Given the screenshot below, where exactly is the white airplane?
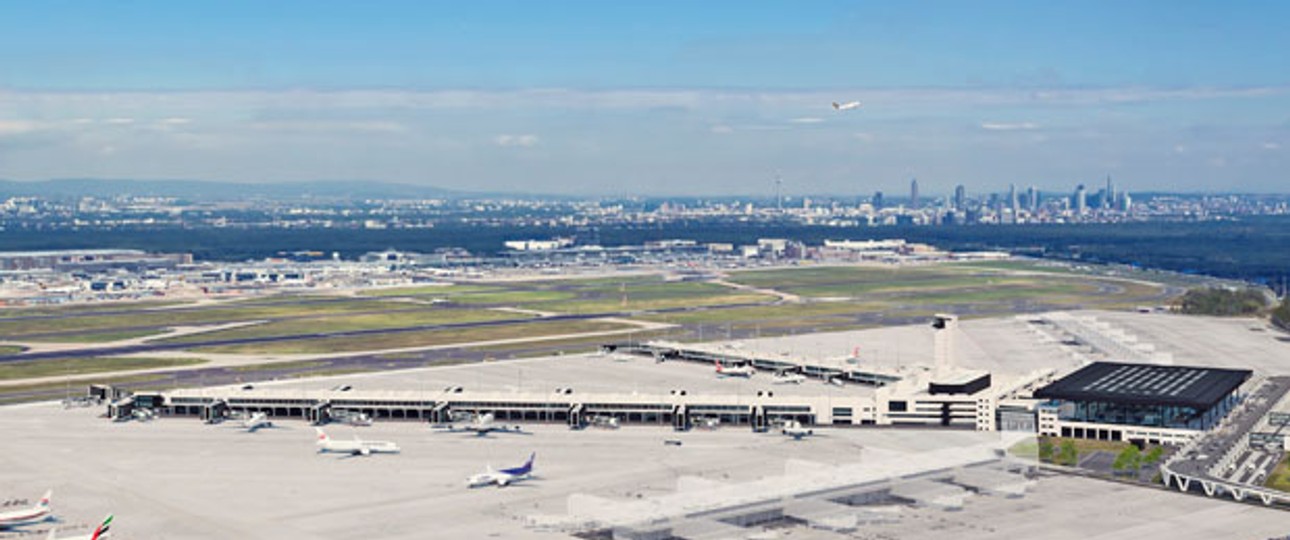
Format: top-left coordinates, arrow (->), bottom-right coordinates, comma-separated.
242,412 -> 273,432
314,428 -> 400,457
780,420 -> 815,440
0,490 -> 51,529
467,453 -> 536,488
714,361 -> 754,378
832,101 -> 861,111
46,514 -> 112,540
434,413 -> 527,437
771,371 -> 806,384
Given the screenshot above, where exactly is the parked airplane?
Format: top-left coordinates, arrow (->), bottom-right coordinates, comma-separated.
780,420 -> 815,440
242,412 -> 273,432
45,514 -> 112,540
314,428 -> 400,456
832,101 -> 861,111
467,453 -> 536,488
714,361 -> 754,378
771,371 -> 806,384
0,490 -> 51,528
434,413 -> 526,437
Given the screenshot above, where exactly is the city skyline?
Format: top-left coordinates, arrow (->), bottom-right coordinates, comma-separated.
0,2 -> 1287,195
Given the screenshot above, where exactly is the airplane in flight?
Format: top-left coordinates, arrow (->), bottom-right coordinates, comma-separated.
314,428 -> 400,456
45,514 -> 112,540
434,412 -> 527,437
242,412 -> 273,432
780,420 -> 815,440
832,101 -> 861,111
714,361 -> 755,378
771,370 -> 806,384
0,490 -> 51,529
467,453 -> 536,488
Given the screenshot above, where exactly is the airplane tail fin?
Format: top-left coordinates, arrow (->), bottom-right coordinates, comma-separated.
38,490 -> 51,509
314,427 -> 329,442
90,514 -> 113,540
714,361 -> 723,373
832,101 -> 841,109
523,452 -> 536,472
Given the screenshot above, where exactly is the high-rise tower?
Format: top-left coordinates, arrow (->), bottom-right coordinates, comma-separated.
910,178 -> 920,209
1008,183 -> 1019,217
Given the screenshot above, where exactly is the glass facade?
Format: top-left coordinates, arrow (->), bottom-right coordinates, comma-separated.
1054,390 -> 1239,431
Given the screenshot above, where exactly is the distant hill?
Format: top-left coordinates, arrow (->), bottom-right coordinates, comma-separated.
0,178 -> 470,201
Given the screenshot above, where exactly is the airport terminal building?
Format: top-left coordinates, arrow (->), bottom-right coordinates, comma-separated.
1034,362 -> 1251,445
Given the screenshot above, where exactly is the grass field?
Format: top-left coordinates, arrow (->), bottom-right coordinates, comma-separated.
0,300 -> 190,320
729,265 -> 1081,297
28,329 -> 174,344
0,345 -> 27,355
156,307 -> 527,344
366,277 -> 772,314
362,284 -> 498,297
730,265 -> 1168,308
190,319 -> 633,355
0,297 -> 428,341
0,356 -> 207,381
1266,453 -> 1290,492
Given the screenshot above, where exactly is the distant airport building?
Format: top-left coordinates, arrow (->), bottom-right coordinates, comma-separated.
1034,361 -> 1251,445
503,237 -> 575,251
0,249 -> 191,272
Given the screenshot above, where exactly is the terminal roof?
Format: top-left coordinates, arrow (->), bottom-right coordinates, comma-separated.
1034,362 -> 1251,409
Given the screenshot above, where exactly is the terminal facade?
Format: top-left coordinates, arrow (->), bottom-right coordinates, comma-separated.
97,315 -> 1257,446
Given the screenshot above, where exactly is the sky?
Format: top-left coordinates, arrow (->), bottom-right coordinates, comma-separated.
1,1 -> 1288,196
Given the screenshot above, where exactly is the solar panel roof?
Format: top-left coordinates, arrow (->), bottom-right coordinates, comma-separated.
1034,362 -> 1251,409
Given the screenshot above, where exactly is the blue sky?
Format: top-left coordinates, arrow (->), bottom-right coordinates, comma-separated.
1,1 -> 1287,195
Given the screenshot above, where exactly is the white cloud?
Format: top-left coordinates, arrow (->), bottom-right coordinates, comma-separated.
0,85 -> 1287,194
1174,145 -> 1187,154
0,120 -> 41,135
494,134 -> 539,147
249,120 -> 406,133
980,122 -> 1038,131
